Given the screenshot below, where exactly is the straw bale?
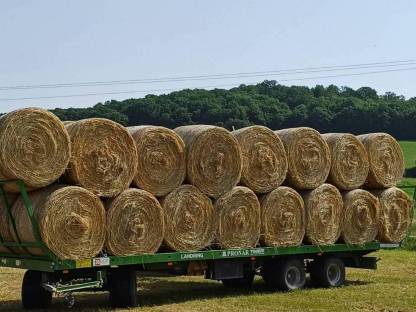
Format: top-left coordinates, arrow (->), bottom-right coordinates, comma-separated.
357,133 -> 404,188
341,189 -> 380,244
11,185 -> 105,259
371,187 -> 412,243
160,184 -> 214,251
214,186 -> 260,248
128,126 -> 186,196
106,188 -> 164,256
232,126 -> 287,194
0,108 -> 70,192
275,127 -> 330,189
174,125 -> 242,198
260,186 -> 305,247
65,118 -> 137,197
323,133 -> 369,190
301,183 -> 342,245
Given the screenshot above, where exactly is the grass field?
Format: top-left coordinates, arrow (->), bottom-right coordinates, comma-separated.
1,250 -> 416,312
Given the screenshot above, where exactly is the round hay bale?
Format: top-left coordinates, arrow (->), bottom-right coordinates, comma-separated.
341,189 -> 380,244
301,183 -> 342,245
232,126 -> 287,194
106,188 -> 164,256
357,133 -> 404,188
128,126 -> 186,197
11,185 -> 106,260
174,125 -> 242,198
323,133 -> 369,190
0,108 -> 70,193
214,186 -> 260,248
260,186 -> 305,247
65,118 -> 138,197
160,184 -> 214,251
275,127 -> 331,189
371,187 -> 412,243
0,193 -> 18,254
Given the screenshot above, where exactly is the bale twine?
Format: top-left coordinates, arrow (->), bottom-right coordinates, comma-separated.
65,118 -> 138,197
128,126 -> 186,197
341,190 -> 380,244
301,183 -> 342,245
160,184 -> 214,251
213,186 -> 260,248
232,126 -> 287,194
275,127 -> 331,190
174,125 -> 242,198
260,186 -> 305,247
323,133 -> 369,190
0,108 -> 70,193
11,185 -> 105,260
106,188 -> 164,256
0,193 -> 18,254
357,133 -> 404,188
371,187 -> 412,243
62,121 -> 75,126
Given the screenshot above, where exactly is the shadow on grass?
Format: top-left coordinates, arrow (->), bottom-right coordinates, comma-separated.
405,167 -> 416,178
0,277 -> 373,311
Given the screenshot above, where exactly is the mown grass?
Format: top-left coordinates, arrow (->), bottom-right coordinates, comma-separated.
0,250 -> 415,312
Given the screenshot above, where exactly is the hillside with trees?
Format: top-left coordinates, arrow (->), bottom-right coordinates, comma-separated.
51,81 -> 416,140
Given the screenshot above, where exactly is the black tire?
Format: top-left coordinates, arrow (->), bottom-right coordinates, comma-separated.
108,268 -> 138,308
221,271 -> 255,288
262,259 -> 306,291
310,257 -> 345,288
21,270 -> 52,310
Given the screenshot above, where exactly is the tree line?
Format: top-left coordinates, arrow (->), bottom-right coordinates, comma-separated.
50,81 -> 416,140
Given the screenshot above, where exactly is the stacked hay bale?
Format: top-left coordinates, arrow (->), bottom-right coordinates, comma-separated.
106,188 -> 164,256
357,133 -> 411,243
65,118 -> 138,197
0,105 -> 411,259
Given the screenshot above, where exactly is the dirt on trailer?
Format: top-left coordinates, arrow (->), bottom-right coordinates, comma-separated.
0,249 -> 415,312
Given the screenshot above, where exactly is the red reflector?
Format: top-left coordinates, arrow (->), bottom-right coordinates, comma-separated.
251,257 -> 256,261
62,270 -> 69,274
167,262 -> 173,267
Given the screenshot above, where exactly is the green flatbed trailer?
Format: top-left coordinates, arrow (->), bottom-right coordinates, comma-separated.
0,180 -> 413,310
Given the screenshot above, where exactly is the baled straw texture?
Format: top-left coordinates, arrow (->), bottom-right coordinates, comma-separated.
0,193 -> 18,254
214,186 -> 260,248
260,186 -> 305,247
323,133 -> 369,190
128,126 -> 186,196
357,133 -> 404,188
11,185 -> 105,260
275,127 -> 331,189
371,187 -> 412,243
174,125 -> 242,198
301,183 -> 342,245
341,189 -> 380,244
65,118 -> 138,197
160,184 -> 214,251
0,108 -> 70,193
106,188 -> 164,256
232,126 -> 287,194
62,121 -> 75,126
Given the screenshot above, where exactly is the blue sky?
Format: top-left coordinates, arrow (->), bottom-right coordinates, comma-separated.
0,0 -> 415,113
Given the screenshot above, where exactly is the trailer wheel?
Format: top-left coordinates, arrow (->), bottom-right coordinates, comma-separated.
221,271 -> 255,288
108,268 -> 138,308
262,259 -> 306,291
310,257 -> 345,288
21,270 -> 52,310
